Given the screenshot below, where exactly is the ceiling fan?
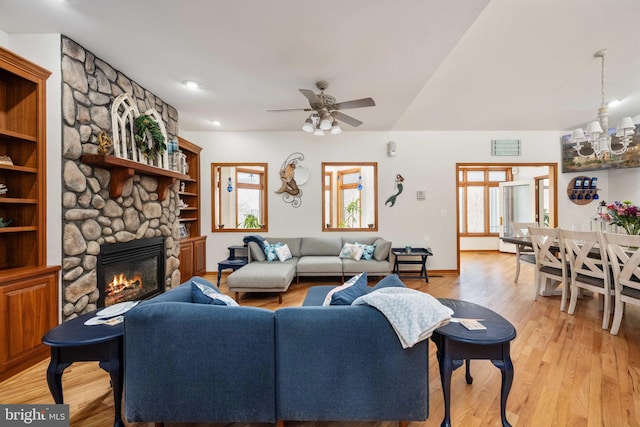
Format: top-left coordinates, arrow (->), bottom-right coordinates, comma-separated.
268,81 -> 375,133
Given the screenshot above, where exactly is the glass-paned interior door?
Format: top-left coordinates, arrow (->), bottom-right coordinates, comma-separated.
498,180 -> 536,253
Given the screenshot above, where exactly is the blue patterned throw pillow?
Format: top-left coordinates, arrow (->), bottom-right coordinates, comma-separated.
262,241 -> 284,262
355,242 -> 376,261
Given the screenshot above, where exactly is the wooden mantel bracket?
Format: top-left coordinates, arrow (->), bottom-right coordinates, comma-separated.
81,153 -> 189,201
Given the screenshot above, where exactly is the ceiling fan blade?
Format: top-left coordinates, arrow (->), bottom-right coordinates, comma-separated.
335,97 -> 375,110
334,111 -> 363,127
267,108 -> 313,112
299,89 -> 321,105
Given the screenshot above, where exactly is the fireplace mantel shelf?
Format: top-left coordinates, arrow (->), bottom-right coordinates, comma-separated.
82,154 -> 190,200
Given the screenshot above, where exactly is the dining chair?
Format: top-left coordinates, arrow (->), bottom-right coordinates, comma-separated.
511,222 -> 538,283
602,232 -> 640,335
561,229 -> 612,329
529,226 -> 569,311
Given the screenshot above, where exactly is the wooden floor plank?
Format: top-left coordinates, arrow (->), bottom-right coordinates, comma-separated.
1,251 -> 639,426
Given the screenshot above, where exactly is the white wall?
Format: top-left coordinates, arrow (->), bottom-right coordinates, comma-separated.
181,130 -> 618,272
5,34 -> 63,268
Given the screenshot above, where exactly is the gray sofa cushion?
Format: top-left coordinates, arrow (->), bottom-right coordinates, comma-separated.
267,238 -> 302,257
228,262 -> 296,291
300,237 -> 342,256
248,241 -> 266,262
342,259 -> 391,275
297,256 -> 343,274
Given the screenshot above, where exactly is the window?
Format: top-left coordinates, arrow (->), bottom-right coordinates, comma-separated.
322,162 -> 378,231
458,167 -> 511,236
212,163 -> 268,232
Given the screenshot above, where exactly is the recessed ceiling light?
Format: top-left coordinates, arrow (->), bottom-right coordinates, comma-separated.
608,99 -> 620,108
183,80 -> 200,89
211,120 -> 222,127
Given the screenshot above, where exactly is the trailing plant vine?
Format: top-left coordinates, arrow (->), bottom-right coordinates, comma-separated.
134,114 -> 166,160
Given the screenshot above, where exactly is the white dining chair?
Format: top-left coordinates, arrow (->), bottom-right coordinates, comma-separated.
561,229 -> 612,329
529,226 -> 569,311
602,232 -> 640,335
511,222 -> 538,283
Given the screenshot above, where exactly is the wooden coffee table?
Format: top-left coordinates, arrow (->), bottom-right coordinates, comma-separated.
431,299 -> 516,427
42,311 -> 124,427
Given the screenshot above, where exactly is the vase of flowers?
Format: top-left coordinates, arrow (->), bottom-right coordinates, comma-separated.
600,200 -> 640,235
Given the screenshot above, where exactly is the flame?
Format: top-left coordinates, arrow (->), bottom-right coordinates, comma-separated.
105,273 -> 144,305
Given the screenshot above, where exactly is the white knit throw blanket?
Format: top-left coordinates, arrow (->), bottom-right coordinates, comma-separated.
353,287 -> 454,348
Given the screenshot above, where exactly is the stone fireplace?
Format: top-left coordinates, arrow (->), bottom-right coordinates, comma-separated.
97,237 -> 166,307
60,36 -> 182,321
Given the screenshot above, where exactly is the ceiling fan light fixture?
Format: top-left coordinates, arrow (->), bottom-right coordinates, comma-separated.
320,114 -> 332,131
330,120 -> 342,135
314,127 -> 325,136
302,118 -> 314,132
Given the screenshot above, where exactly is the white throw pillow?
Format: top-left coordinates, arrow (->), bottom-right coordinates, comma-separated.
339,242 -> 364,261
275,243 -> 292,262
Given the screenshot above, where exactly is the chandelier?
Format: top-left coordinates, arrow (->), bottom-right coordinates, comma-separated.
571,49 -> 636,158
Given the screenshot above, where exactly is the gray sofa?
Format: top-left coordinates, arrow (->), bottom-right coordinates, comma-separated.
124,276 -> 429,426
227,236 -> 393,302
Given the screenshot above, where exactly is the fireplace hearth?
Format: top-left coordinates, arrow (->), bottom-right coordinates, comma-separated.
97,237 -> 166,307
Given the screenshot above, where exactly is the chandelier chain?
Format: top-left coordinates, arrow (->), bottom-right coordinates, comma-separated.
600,54 -> 606,107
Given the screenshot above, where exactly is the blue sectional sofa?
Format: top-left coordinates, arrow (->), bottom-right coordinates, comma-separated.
124,277 -> 429,426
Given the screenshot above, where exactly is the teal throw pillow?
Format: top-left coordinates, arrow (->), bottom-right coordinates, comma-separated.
262,241 -> 284,262
323,272 -> 368,306
355,242 -> 376,261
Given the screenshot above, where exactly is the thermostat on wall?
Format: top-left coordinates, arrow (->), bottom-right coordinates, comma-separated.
417,190 -> 426,200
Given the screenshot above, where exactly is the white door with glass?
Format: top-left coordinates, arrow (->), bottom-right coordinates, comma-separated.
498,180 -> 536,253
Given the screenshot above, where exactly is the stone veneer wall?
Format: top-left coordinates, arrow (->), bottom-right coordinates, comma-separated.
60,36 -> 181,321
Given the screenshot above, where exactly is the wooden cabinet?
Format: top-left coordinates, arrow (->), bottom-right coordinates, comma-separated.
0,45 -> 60,381
177,137 -> 206,279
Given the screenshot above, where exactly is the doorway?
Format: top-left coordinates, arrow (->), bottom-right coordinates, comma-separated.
455,163 -> 558,271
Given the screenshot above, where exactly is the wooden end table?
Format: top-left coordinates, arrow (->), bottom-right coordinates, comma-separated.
42,311 -> 124,427
431,299 -> 516,427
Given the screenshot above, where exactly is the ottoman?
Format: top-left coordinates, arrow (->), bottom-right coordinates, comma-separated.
227,262 -> 296,304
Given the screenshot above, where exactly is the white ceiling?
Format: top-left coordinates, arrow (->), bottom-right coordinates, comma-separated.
2,0 -> 640,133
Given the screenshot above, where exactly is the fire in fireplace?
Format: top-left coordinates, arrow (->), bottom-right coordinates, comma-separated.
97,237 -> 166,307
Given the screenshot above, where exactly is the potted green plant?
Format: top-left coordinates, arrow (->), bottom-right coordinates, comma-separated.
339,198 -> 361,228
239,213 -> 260,229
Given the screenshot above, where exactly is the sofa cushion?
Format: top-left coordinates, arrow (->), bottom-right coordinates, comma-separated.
323,272 -> 368,306
227,262 -> 296,292
296,256 -> 343,274
339,242 -> 364,261
275,244 -> 292,262
342,259 -> 391,275
191,282 -> 239,306
300,237 -> 342,256
268,238 -> 302,257
248,241 -> 266,262
373,238 -> 392,261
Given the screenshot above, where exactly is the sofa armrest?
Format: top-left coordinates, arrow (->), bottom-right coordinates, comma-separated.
124,302 -> 275,423
274,305 -> 428,422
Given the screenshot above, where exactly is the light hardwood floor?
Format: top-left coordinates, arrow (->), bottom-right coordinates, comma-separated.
1,251 -> 639,427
